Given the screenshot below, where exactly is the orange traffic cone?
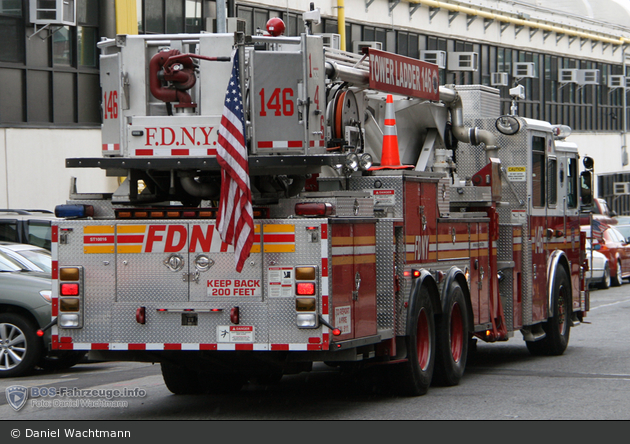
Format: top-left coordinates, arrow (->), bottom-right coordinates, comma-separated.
370,95 -> 412,170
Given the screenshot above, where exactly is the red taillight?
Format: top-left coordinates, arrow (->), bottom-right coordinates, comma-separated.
412,269 -> 421,278
296,282 -> 316,295
60,283 -> 79,296
136,307 -> 146,325
230,306 -> 240,324
295,203 -> 333,217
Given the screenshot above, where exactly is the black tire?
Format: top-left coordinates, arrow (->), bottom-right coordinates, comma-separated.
597,263 -> 611,290
433,281 -> 469,386
161,362 -> 201,395
0,313 -> 44,378
161,362 -> 246,395
390,285 -> 436,396
612,258 -> 623,287
38,351 -> 87,371
526,267 -> 571,356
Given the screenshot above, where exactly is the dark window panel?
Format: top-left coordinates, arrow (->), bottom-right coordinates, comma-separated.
0,16 -> 24,63
166,0 -> 184,34
253,9 -> 268,34
26,70 -> 51,123
237,6 -> 253,35
53,72 -> 75,123
77,73 -> 101,124
145,0 -> 164,33
77,0 -> 98,25
0,68 -> 24,123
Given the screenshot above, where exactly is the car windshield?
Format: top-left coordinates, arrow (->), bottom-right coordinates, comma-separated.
615,225 -> 630,242
15,248 -> 52,273
0,251 -> 26,272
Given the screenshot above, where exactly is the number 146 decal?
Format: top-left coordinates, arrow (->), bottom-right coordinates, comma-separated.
103,91 -> 118,120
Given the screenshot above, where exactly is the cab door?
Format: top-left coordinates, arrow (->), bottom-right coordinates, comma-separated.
529,133 -> 549,322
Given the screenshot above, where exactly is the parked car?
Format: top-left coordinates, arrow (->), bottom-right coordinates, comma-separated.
0,243 -> 52,273
580,198 -> 617,226
0,244 -> 84,377
585,238 -> 610,289
0,209 -> 58,251
614,223 -> 630,244
582,225 -> 630,286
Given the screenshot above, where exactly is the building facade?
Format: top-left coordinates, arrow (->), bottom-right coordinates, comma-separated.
1,0 -> 630,210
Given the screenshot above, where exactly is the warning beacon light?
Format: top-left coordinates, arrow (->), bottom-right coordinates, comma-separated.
266,17 -> 285,37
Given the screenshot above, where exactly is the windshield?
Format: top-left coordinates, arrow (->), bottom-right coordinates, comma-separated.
0,252 -> 26,272
15,248 -> 52,273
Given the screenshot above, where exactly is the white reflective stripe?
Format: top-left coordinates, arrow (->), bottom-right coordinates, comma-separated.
72,343 -> 91,350
332,246 -> 353,255
110,343 -> 129,350
146,343 -> 164,350
354,245 -> 376,255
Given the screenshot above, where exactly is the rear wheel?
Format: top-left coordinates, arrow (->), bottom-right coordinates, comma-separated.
612,259 -> 623,286
0,313 -> 43,378
161,362 -> 200,395
390,285 -> 436,396
433,281 -> 469,386
597,263 -> 611,290
526,267 -> 571,356
39,351 -> 86,371
161,362 -> 246,395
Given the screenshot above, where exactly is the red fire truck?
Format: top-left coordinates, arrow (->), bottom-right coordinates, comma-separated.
45,15 -> 593,396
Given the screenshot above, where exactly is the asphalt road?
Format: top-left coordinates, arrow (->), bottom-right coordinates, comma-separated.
1,284 -> 629,421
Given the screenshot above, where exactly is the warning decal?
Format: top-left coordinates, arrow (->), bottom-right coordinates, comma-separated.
507,166 -> 527,182
334,305 -> 351,335
207,278 -> 262,297
268,267 -> 294,298
370,189 -> 396,207
217,326 -> 254,343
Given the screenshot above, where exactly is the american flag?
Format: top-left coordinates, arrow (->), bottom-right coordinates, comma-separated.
592,218 -> 606,242
216,49 -> 254,273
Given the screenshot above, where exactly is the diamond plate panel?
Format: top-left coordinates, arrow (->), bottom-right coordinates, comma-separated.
498,224 -> 514,331
56,220 -> 116,344
375,219 -> 395,331
264,219 -> 325,345
111,301 -> 269,344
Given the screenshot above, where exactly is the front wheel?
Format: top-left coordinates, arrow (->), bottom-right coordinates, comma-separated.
0,313 -> 44,378
526,267 -> 571,356
390,285 -> 436,396
433,281 -> 469,386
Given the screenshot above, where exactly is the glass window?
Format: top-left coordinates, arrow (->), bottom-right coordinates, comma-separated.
567,157 -> 578,209
145,0 -> 163,33
27,221 -> 52,250
548,158 -> 557,206
77,0 -> 98,25
185,0 -> 201,33
0,221 -> 19,243
53,26 -> 73,66
77,26 -> 96,67
0,15 -> 24,63
166,0 -> 183,34
532,136 -> 546,208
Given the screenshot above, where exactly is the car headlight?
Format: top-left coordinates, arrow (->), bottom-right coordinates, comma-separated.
39,290 -> 52,303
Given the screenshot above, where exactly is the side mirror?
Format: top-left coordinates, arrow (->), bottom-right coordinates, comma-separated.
580,171 -> 593,207
583,156 -> 594,170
